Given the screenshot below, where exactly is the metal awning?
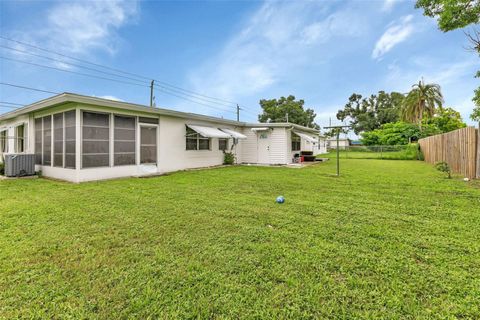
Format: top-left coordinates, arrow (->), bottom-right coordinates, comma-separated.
251,127 -> 269,132
220,128 -> 247,139
293,131 -> 317,143
187,125 -> 231,138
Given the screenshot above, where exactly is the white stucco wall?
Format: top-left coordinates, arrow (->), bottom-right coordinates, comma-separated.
0,114 -> 33,160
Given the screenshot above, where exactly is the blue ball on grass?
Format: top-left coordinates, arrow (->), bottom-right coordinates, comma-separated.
276,196 -> 285,204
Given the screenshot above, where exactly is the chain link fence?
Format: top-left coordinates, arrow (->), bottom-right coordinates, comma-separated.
326,144 -> 422,160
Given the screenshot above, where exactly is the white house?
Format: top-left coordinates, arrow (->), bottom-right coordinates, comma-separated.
327,138 -> 350,149
0,93 -> 326,182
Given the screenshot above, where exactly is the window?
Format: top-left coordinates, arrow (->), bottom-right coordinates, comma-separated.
15,124 -> 25,153
34,111 -> 76,168
186,127 -> 210,150
292,133 -> 301,151
82,111 -> 110,168
0,130 -> 6,153
64,110 -> 76,168
53,114 -> 63,167
35,118 -> 42,164
139,117 -> 158,124
219,138 -> 228,151
43,116 -> 52,165
114,115 -> 136,166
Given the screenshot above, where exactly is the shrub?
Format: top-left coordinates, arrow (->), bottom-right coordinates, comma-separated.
0,161 -> 4,175
223,152 -> 235,165
435,161 -> 451,178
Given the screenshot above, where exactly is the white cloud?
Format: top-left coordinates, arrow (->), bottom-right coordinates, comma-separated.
98,95 -> 123,101
12,0 -> 139,56
187,1 -> 366,110
382,0 -> 399,12
372,15 -> 414,60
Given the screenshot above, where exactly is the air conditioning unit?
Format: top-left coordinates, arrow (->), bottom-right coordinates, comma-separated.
4,154 -> 36,177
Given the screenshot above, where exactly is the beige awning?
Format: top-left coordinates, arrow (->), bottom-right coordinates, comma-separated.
187,125 -> 231,138
293,131 -> 317,143
251,127 -> 269,132
220,128 -> 247,139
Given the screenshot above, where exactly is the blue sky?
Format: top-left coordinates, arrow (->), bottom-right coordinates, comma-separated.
1,0 -> 479,131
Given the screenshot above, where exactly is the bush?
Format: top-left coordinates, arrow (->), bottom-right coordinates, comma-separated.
0,161 -> 4,175
361,122 -> 441,146
223,152 -> 235,165
435,161 -> 451,178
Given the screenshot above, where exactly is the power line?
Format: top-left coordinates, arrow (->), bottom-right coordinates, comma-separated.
0,101 -> 24,106
1,55 -> 239,113
0,104 -> 20,109
0,35 -> 239,105
1,44 -> 242,109
0,82 -> 60,95
0,56 -> 149,88
0,82 -> 236,117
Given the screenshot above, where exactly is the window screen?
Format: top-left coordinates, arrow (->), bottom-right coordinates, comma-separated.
114,115 -> 136,166
0,130 -> 6,153
43,116 -> 52,165
292,133 -> 301,151
53,113 -> 63,167
16,124 -> 25,153
186,127 -> 210,150
64,110 -> 76,169
139,117 -> 158,124
219,138 -> 228,151
82,112 -> 110,168
35,118 -> 42,164
140,126 -> 157,164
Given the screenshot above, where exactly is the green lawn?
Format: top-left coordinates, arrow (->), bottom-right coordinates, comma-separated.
1,159 -> 479,319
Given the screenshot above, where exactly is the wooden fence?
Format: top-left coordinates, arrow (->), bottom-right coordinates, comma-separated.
418,126 -> 479,179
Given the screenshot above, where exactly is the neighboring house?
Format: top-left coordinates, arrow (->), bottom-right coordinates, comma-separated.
0,93 -> 325,182
327,138 -> 350,149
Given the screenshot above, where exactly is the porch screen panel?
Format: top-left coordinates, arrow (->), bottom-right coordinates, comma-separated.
0,130 -> 6,153
114,115 -> 136,165
53,113 -> 63,167
64,110 -> 76,169
35,118 -> 42,164
140,127 -> 157,164
42,115 -> 52,165
82,112 -> 110,168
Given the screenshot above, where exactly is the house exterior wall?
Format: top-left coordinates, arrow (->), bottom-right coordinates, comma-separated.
3,103 -> 245,182
157,115 -> 242,174
240,127 -> 289,165
0,113 -> 33,160
269,127 -> 288,164
239,128 -> 258,163
1,97 -> 321,181
328,139 -> 350,149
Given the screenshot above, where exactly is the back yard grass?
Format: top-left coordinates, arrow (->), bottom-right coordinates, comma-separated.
1,159 -> 480,319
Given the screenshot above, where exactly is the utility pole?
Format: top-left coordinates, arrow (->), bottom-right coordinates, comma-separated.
237,104 -> 240,122
150,80 -> 155,107
286,112 -> 289,123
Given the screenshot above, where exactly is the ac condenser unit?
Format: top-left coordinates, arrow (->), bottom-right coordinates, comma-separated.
4,154 -> 36,177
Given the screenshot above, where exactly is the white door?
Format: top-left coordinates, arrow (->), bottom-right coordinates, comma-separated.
257,131 -> 270,164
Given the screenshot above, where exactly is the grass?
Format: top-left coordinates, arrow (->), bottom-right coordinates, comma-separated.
1,159 -> 480,318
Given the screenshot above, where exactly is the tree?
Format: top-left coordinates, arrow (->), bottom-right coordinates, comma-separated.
361,122 -> 441,146
415,0 -> 480,32
424,107 -> 466,132
258,95 -> 319,129
401,80 -> 443,128
336,91 -> 404,135
416,0 -> 480,119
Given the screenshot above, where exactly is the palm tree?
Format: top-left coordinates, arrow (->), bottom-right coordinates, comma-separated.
401,80 -> 443,129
